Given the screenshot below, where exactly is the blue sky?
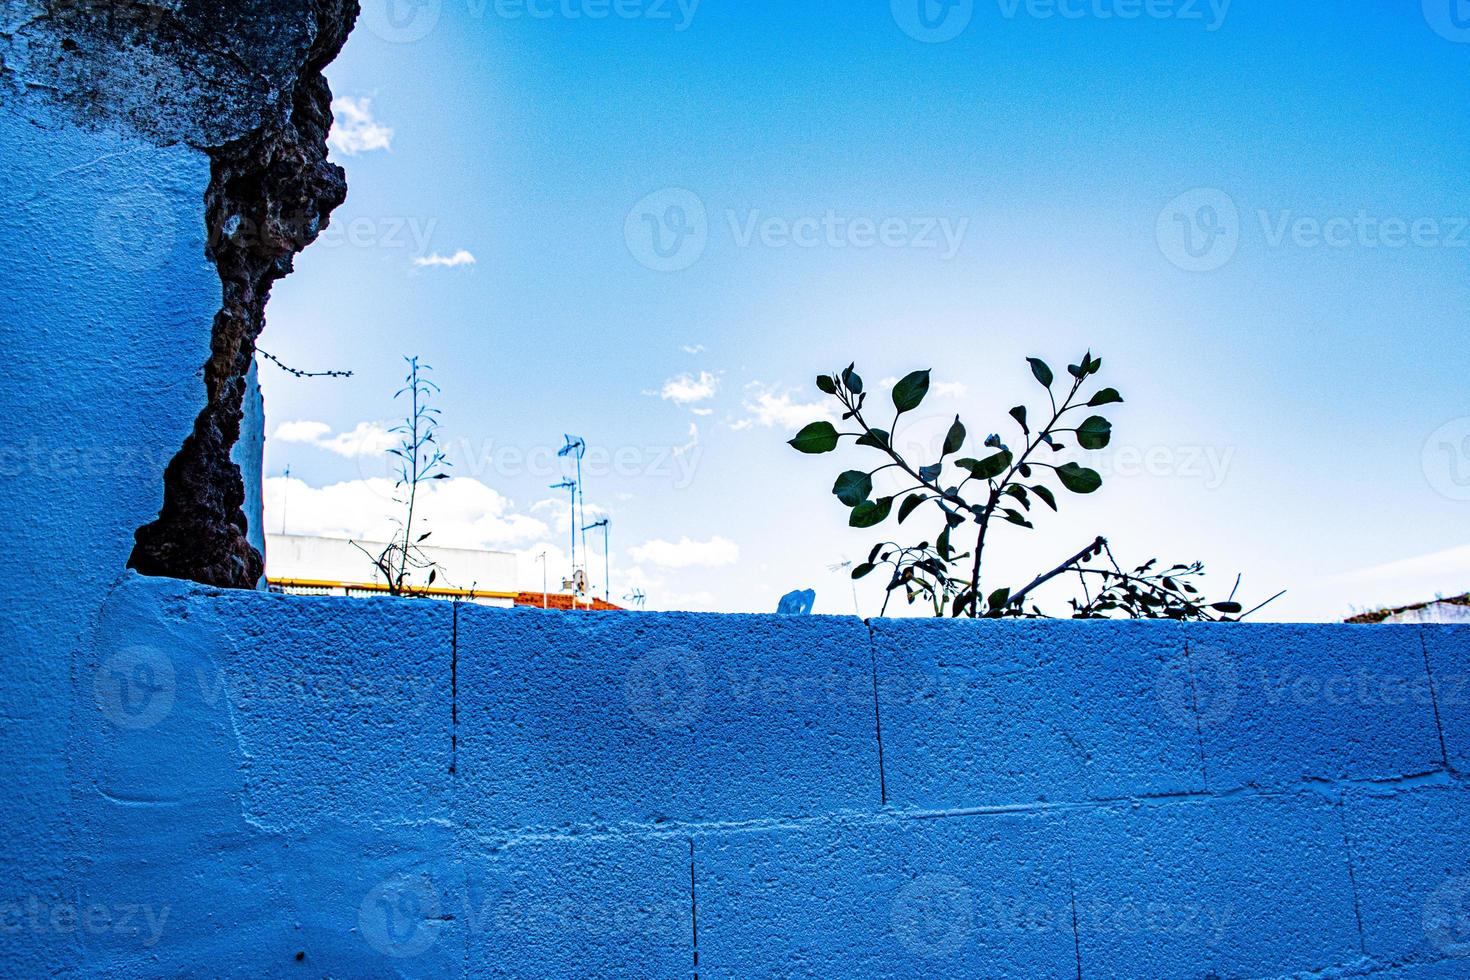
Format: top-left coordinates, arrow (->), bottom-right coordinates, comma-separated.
260,0 -> 1470,618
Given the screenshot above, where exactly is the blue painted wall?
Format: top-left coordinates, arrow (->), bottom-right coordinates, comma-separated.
22,574 -> 1467,977
2,24 -> 1467,977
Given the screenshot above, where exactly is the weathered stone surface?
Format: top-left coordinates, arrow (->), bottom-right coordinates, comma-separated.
2,1 -> 359,588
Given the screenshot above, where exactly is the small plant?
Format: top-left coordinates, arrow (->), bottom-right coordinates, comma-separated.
789,353 -> 1281,620
354,356 -> 450,596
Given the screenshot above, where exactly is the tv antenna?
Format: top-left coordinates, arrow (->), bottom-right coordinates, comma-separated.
549,478 -> 577,575
583,517 -> 609,603
623,589 -> 647,610
558,435 -> 588,579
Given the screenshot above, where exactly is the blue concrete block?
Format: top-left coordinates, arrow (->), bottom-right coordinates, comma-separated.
206,588 -> 454,831
1422,625 -> 1470,774
871,619 -> 1202,809
1067,792 -> 1360,978
694,813 -> 1076,978
1185,624 -> 1443,790
457,833 -> 691,977
455,608 -> 879,833
1343,784 -> 1470,965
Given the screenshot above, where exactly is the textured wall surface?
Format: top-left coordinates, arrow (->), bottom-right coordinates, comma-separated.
11,574 -> 1465,978
2,5 -> 1468,978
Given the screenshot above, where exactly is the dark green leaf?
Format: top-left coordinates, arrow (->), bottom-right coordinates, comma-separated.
1211,601 -> 1244,615
855,428 -> 890,449
936,526 -> 952,560
832,470 -> 873,507
1031,485 -> 1058,511
957,451 -> 1012,481
1027,358 -> 1054,388
1000,509 -> 1033,528
892,370 -> 931,414
988,588 -> 1012,611
898,494 -> 926,524
841,363 -> 863,394
1076,415 -> 1112,450
816,375 -> 837,395
849,496 -> 893,529
852,563 -> 876,580
918,463 -> 943,483
1088,388 -> 1124,407
789,421 -> 840,454
1009,405 -> 1028,433
942,416 -> 966,456
1056,462 -> 1103,494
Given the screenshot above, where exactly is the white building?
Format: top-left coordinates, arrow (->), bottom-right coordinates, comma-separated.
265,533 -> 519,607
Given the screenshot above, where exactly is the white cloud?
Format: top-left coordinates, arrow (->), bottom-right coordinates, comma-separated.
530,496 -> 609,535
691,407 -> 714,417
413,249 -> 476,268
272,420 -> 398,459
681,344 -> 705,355
274,420 -> 332,443
879,376 -> 968,399
735,383 -> 837,431
659,371 -> 719,405
265,476 -> 549,550
328,97 -> 393,156
629,535 -> 740,569
1338,544 -> 1470,586
674,422 -> 699,457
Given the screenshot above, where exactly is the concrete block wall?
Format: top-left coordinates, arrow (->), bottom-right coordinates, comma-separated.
39,575 -> 1470,977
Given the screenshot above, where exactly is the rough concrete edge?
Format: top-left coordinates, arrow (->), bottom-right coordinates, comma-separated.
127,1 -> 359,589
